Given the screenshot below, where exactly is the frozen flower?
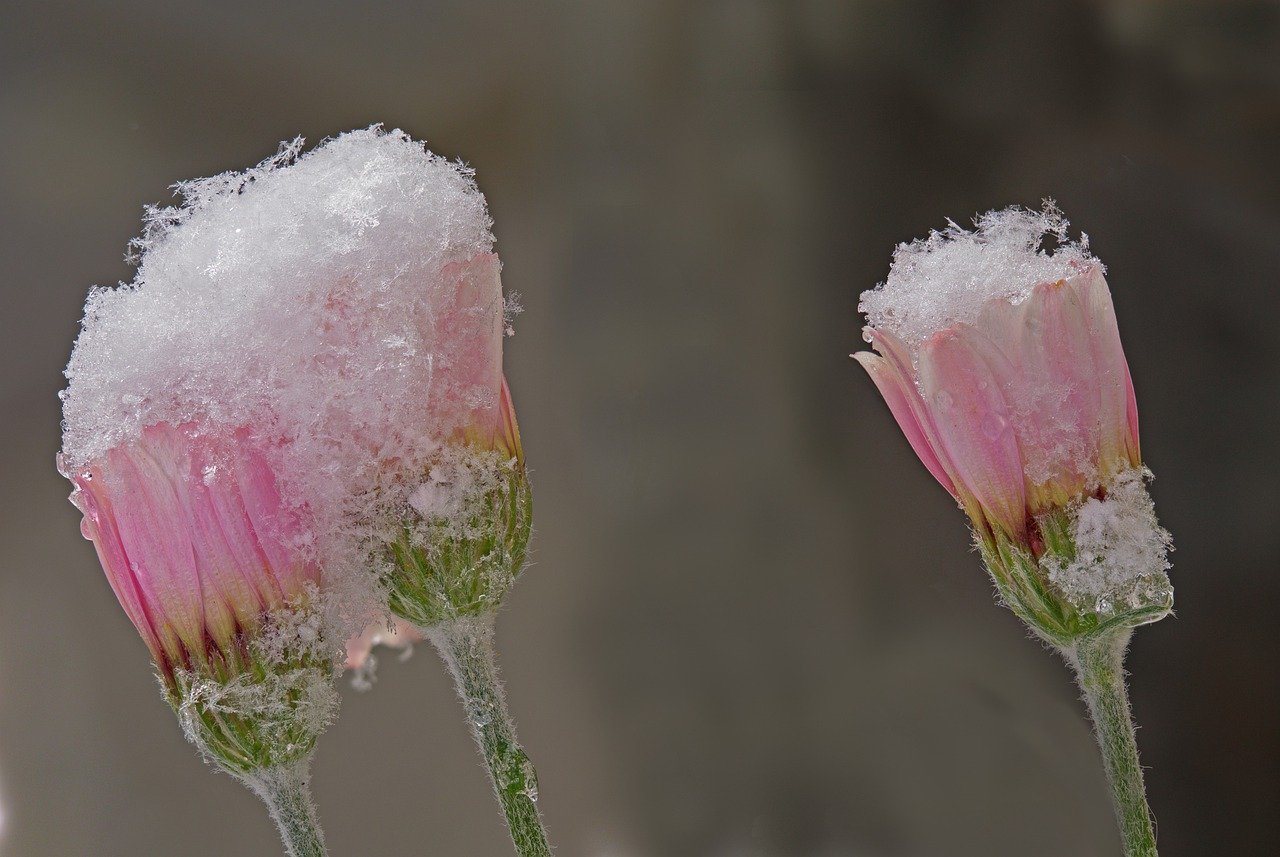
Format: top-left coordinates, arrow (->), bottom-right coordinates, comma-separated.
66,423 -> 316,681
58,126 -> 504,632
59,127 -> 547,853
381,255 -> 532,630
61,421 -> 338,780
855,205 -> 1171,642
856,264 -> 1138,541
432,253 -> 524,462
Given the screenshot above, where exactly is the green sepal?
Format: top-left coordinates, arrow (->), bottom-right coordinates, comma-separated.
978,510 -> 1172,649
384,462 -> 532,627
165,609 -> 338,778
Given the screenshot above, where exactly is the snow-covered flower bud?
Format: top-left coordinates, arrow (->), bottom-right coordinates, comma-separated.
61,422 -> 338,778
855,205 -> 1172,645
381,252 -> 533,630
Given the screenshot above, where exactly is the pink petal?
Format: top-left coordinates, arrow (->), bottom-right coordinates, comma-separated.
1012,277 -> 1100,507
1075,267 -> 1141,471
918,325 -> 1027,539
103,431 -> 208,661
430,253 -> 506,441
867,329 -> 963,491
182,430 -> 279,637
344,617 -> 424,670
71,473 -> 167,666
853,347 -> 956,497
228,428 -> 320,596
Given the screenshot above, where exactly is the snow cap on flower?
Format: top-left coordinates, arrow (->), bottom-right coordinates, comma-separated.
59,126 -> 515,628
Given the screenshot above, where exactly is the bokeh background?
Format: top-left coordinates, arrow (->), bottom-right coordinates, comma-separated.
2,1 -> 1278,855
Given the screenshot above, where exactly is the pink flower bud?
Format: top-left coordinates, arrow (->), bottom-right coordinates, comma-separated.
432,253 -> 524,463
856,265 -> 1141,546
63,422 -> 320,685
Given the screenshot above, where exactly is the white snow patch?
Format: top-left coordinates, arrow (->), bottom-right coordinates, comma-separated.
1043,468 -> 1173,614
859,201 -> 1097,349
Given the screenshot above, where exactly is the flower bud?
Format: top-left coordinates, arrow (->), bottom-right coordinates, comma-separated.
383,375 -> 532,629
62,422 -> 338,776
855,208 -> 1172,644
363,250 -> 532,631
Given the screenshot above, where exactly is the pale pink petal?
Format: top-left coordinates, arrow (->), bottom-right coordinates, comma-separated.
1075,267 -> 1141,472
230,429 -> 319,593
919,326 -> 1027,539
344,617 -> 424,670
865,329 -> 963,492
103,431 -> 208,661
70,473 -> 167,666
1123,363 -> 1140,465
1013,278 -> 1100,508
853,350 -> 956,496
430,253 -> 506,441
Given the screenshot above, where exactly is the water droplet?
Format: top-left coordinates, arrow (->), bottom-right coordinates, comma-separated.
519,754 -> 540,802
981,412 -> 1008,440
934,391 -> 954,411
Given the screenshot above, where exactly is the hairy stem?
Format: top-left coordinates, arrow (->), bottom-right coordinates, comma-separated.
246,760 -> 328,857
1068,629 -> 1158,857
430,615 -> 552,857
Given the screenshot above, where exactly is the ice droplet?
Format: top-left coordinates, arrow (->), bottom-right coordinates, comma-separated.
981,412 -> 1008,440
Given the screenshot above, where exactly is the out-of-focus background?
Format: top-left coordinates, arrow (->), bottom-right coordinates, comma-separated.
1,1 -> 1277,855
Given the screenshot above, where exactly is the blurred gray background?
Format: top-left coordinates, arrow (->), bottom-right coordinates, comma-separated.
2,1 -> 1278,855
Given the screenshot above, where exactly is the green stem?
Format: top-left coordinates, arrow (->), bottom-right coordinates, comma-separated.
246,760 -> 329,857
1068,630 -> 1158,857
430,615 -> 553,857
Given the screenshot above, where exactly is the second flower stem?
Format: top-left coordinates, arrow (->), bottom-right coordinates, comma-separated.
429,615 -> 552,857
1068,629 -> 1158,857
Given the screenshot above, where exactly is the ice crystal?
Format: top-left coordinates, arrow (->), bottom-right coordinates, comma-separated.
859,201 -> 1097,349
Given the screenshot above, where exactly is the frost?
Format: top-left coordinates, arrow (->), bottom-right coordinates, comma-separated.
407,445 -> 506,525
59,126 -> 508,632
175,590 -> 340,765
254,585 -> 339,669
859,201 -> 1096,349
502,291 -> 523,337
1043,468 -> 1173,614
177,666 -> 338,760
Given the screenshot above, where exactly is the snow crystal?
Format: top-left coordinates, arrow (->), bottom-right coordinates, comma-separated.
59,126 -> 507,633
859,201 -> 1097,349
177,590 -> 340,763
407,445 -> 507,526
1042,468 -> 1173,615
